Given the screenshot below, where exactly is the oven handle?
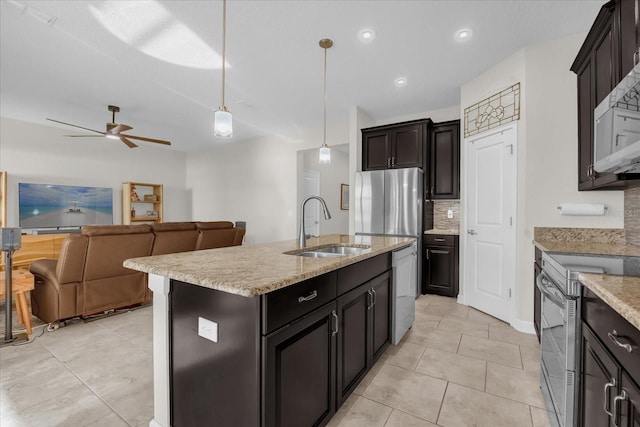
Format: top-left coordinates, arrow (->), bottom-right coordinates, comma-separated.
536,271 -> 566,308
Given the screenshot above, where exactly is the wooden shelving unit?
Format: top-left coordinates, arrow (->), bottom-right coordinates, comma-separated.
122,182 -> 163,224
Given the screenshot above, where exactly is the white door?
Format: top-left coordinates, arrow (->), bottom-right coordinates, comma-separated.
464,124 -> 517,323
303,170 -> 320,236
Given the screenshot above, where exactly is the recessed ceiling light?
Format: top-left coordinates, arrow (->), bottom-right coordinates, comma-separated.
394,77 -> 407,87
359,29 -> 375,42
455,28 -> 473,42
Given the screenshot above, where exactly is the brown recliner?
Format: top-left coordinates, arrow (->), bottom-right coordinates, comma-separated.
151,222 -> 199,255
30,234 -> 88,323
196,221 -> 245,249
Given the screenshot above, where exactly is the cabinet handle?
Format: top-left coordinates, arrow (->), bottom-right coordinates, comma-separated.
608,330 -> 633,353
431,186 -> 435,197
367,290 -> 373,310
430,249 -> 450,254
371,288 -> 377,307
604,378 -> 616,417
392,156 -> 396,166
387,158 -> 391,168
613,390 -> 627,427
426,249 -> 430,260
634,49 -> 639,66
331,310 -> 338,336
434,238 -> 446,242
298,290 -> 318,303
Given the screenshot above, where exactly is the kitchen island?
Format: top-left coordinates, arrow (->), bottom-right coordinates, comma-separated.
124,234 -> 414,427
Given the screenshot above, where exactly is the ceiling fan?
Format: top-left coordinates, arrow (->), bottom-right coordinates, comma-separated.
46,105 -> 171,148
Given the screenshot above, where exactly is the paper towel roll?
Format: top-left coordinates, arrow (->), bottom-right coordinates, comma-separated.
558,203 -> 605,216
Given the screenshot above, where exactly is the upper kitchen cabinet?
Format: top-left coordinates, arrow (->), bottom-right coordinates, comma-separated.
362,119 -> 431,171
571,0 -> 640,190
428,120 -> 460,200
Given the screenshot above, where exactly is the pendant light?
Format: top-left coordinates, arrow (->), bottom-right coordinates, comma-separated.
214,0 -> 232,138
318,38 -> 333,164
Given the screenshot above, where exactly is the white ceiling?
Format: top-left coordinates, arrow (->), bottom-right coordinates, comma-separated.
0,0 -> 604,152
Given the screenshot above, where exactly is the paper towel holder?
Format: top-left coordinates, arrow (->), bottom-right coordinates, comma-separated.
556,204 -> 608,214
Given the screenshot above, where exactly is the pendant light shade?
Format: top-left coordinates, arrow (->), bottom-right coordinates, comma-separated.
319,38 -> 333,164
214,0 -> 232,138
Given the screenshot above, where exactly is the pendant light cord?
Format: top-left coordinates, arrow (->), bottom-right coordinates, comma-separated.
221,0 -> 227,110
323,44 -> 327,147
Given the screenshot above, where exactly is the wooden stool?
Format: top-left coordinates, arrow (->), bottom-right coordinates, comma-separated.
0,269 -> 34,335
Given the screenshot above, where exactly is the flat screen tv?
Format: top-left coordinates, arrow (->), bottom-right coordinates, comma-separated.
19,183 -> 113,229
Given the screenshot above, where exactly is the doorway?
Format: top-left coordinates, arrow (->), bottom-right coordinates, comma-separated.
462,123 -> 517,323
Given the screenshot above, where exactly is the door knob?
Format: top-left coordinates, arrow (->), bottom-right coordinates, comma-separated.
467,229 -> 477,235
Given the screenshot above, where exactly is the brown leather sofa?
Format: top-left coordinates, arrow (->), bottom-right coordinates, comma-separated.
29,221 -> 245,324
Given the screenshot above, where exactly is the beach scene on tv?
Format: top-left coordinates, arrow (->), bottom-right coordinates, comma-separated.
19,183 -> 113,229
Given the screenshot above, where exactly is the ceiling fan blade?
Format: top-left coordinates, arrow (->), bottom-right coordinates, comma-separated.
46,118 -> 104,134
109,124 -> 133,134
66,134 -> 106,137
121,133 -> 172,146
119,135 -> 138,148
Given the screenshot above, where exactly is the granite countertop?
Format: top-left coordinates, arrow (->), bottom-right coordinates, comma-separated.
124,234 -> 414,298
425,228 -> 459,236
579,273 -> 640,330
534,240 -> 640,257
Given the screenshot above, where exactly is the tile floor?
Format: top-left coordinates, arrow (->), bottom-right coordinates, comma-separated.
0,294 -> 551,427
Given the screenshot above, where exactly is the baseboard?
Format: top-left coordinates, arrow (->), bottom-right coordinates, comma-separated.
511,318 -> 536,334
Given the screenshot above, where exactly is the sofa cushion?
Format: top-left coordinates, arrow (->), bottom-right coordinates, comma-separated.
151,222 -> 198,255
195,222 -> 242,250
82,224 -> 152,236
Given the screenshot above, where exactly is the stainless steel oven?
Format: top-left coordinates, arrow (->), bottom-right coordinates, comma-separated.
536,252 -> 632,427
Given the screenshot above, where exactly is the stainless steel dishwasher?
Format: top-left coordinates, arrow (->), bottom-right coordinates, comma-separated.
391,242 -> 417,345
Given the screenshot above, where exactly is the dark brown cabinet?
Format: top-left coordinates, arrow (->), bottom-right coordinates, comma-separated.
571,0 -> 640,190
580,287 -> 640,427
428,120 -> 460,200
362,119 -> 430,171
533,247 -> 542,341
264,302 -> 337,427
422,234 -> 459,297
336,271 -> 391,405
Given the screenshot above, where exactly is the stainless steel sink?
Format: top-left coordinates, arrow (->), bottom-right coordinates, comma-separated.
286,244 -> 370,258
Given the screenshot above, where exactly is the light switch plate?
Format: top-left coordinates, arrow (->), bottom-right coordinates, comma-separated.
198,317 -> 218,343
447,209 -> 454,219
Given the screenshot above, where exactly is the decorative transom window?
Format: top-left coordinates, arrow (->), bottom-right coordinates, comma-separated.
464,83 -> 520,138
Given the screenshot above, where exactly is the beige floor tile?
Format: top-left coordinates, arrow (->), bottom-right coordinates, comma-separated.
486,362 -> 546,408
328,396 -> 392,427
86,412 -> 130,427
328,392 -> 359,426
424,295 -> 459,306
457,334 -> 522,368
383,342 -> 425,370
38,322 -> 126,363
385,410 -> 439,426
0,341 -> 55,383
414,308 -> 443,324
530,406 -> 554,427
414,296 -> 431,309
425,303 -> 469,319
489,323 -> 540,349
415,347 -> 487,391
437,315 -> 489,338
520,344 -> 541,373
438,383 -> 533,427
467,307 -> 508,325
353,356 -> 386,395
405,325 -> 461,353
362,364 -> 447,423
100,377 -> 154,426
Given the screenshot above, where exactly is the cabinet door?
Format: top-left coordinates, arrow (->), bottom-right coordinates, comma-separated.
594,18 -> 617,106
577,59 -> 595,189
370,271 -> 391,361
263,302 -> 337,427
424,246 -> 455,297
429,121 -> 460,199
336,283 -> 370,405
392,124 -> 423,169
580,323 -> 619,427
618,0 -> 639,79
363,131 -> 391,171
620,371 -> 640,427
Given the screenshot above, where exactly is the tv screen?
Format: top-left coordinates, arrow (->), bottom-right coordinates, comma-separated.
19,183 -> 113,229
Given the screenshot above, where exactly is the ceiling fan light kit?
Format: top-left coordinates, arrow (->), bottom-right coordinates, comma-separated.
214,0 -> 232,138
318,38 -> 333,165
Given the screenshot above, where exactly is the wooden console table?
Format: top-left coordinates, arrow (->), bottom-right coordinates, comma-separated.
0,269 -> 34,335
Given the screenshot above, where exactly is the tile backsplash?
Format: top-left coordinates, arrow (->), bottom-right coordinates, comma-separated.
433,200 -> 460,231
625,186 -> 640,246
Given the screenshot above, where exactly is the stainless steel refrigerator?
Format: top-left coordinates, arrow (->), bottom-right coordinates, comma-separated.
355,167 -> 422,344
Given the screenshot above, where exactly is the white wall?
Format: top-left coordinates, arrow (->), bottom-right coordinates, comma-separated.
0,117 -> 189,227
186,121 -> 350,244
460,33 -> 624,330
301,147 -> 349,235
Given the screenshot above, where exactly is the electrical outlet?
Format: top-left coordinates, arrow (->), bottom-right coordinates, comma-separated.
447,209 -> 454,219
198,317 -> 218,343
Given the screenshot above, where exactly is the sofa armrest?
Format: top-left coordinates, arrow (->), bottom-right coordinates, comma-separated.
29,259 -> 59,286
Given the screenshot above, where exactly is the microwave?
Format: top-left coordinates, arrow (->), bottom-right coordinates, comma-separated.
594,63 -> 640,174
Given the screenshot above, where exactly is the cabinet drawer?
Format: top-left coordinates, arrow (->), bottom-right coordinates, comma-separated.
424,235 -> 455,246
262,272 -> 337,335
582,287 -> 640,382
337,253 -> 391,296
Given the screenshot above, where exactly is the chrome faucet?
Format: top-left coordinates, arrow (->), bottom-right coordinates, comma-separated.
298,196 -> 332,247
